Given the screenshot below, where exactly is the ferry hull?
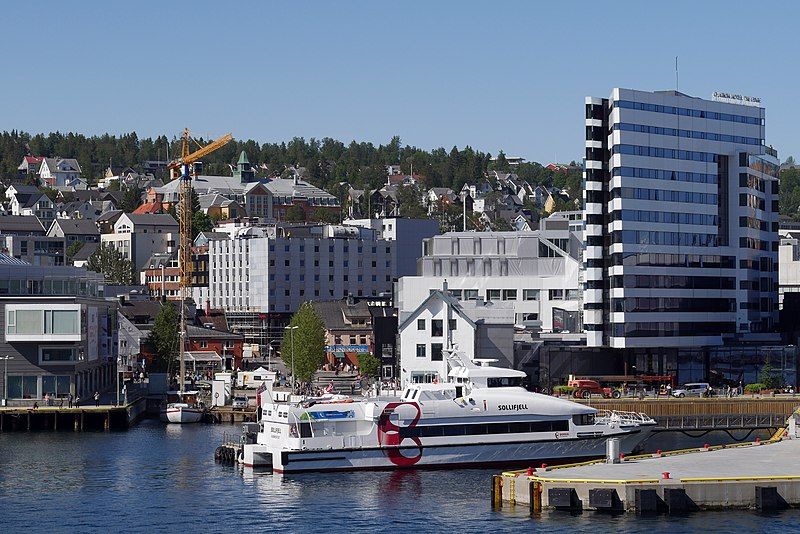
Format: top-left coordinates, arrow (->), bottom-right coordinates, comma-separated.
244,429 -> 649,472
160,406 -> 203,424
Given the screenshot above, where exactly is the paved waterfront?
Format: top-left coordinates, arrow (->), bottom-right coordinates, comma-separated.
1,422 -> 799,533
541,439 -> 798,481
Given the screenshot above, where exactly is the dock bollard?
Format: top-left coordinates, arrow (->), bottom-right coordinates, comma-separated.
654,449 -> 662,458
703,443 -> 710,451
606,437 -> 621,464
540,463 -> 548,470
755,437 -> 761,445
662,472 -> 670,480
526,467 -> 533,476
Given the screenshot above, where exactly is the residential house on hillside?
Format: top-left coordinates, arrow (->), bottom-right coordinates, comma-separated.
46,218 -> 100,244
17,156 -> 44,178
0,216 -> 64,266
198,194 -> 244,220
38,158 -> 84,188
100,213 -> 178,273
96,210 -> 124,234
266,177 -> 340,221
7,188 -> 56,225
425,187 -> 457,215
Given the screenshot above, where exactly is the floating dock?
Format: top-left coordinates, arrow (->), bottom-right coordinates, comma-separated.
494,426 -> 799,513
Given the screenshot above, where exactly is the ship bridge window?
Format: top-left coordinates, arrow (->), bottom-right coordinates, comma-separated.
419,389 -> 456,401
573,413 -> 595,426
401,419 -> 569,438
487,377 -> 523,388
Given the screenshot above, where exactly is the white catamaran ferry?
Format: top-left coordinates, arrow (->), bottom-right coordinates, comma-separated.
243,351 -> 655,472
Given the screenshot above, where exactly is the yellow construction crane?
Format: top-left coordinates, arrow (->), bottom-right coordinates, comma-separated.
168,128 -> 233,392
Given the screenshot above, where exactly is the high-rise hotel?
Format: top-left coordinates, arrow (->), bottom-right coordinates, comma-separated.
583,89 -> 780,351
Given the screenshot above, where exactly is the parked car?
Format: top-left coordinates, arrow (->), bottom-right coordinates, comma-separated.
672,382 -> 711,398
232,396 -> 249,409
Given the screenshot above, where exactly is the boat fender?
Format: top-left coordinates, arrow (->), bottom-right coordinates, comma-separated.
237,448 -> 244,463
214,446 -> 222,462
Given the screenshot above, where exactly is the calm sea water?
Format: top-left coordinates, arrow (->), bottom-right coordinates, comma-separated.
0,421 -> 796,533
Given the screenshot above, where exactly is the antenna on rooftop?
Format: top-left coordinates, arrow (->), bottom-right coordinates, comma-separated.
675,56 -> 679,92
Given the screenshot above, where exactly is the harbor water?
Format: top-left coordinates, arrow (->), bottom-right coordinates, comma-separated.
0,421 -> 797,533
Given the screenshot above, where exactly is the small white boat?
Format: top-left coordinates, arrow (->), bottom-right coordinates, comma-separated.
160,391 -> 204,424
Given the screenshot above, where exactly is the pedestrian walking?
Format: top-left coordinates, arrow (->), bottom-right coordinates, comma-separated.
93,391 -> 100,407
68,393 -> 74,408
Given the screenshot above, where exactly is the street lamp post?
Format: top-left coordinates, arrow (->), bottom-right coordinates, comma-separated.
116,356 -> 121,406
285,325 -> 299,394
1,356 -> 13,406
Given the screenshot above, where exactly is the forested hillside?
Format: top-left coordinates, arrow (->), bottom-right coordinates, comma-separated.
0,130 -> 581,196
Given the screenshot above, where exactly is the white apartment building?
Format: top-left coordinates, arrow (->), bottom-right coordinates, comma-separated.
583,88 -> 779,349
397,217 -> 583,335
206,224 -> 395,314
345,217 -> 440,278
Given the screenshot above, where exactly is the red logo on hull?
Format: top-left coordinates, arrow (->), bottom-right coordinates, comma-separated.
377,402 -> 423,467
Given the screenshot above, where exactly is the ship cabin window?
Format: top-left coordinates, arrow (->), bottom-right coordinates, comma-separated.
455,385 -> 463,398
573,413 -> 595,426
487,377 -> 523,388
419,389 -> 456,401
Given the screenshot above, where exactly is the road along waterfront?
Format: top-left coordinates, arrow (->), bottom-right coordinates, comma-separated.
2,421 -> 800,533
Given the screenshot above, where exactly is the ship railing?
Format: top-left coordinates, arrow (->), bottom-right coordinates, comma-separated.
595,409 -> 655,426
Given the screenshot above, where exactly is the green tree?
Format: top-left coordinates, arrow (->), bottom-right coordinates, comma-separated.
758,362 -> 785,390
119,186 -> 143,212
280,302 -> 326,383
148,303 -> 179,372
310,208 -> 340,224
357,353 -> 380,378
284,204 -> 306,222
66,240 -> 84,259
86,243 -> 133,284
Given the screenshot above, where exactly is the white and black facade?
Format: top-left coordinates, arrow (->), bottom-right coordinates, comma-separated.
583,89 -> 779,350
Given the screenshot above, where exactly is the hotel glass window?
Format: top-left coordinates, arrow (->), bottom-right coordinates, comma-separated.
416,344 -> 426,358
502,289 -> 517,301
417,319 -> 425,330
42,375 -> 70,397
486,289 -> 501,301
7,375 -> 38,399
523,289 -> 540,301
464,289 -> 479,301
566,289 -> 581,300
431,319 -> 443,337
431,343 -> 443,361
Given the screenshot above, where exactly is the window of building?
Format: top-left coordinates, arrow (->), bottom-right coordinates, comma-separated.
523,289 -> 539,301
502,289 -> 517,300
416,344 -> 426,358
431,343 -> 443,361
200,341 -> 208,348
448,319 -> 457,331
563,289 -> 579,301
40,347 -> 76,363
7,375 -> 39,399
431,319 -> 443,337
486,289 -> 501,301
549,289 -> 564,300
417,319 -> 425,330
464,289 -> 479,301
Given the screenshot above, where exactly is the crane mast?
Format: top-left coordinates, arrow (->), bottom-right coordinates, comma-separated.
169,128 -> 232,392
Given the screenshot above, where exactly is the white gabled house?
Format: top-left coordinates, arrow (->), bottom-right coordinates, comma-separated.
39,158 -> 82,188
398,287 -> 514,385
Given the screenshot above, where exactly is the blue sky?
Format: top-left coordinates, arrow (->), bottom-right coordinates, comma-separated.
0,1 -> 796,163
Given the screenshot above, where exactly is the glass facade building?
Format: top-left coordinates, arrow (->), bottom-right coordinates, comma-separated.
583,89 -> 779,349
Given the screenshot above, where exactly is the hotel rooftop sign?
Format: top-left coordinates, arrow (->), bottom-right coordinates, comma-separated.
712,91 -> 762,107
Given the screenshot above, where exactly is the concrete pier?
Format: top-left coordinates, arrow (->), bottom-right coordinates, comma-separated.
0,396 -> 147,432
496,433 -> 800,513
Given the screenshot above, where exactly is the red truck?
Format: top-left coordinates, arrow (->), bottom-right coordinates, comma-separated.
567,379 -> 621,399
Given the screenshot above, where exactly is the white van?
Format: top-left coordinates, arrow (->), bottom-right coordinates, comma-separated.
672,382 -> 711,398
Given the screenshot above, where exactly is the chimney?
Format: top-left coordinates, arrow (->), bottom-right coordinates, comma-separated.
205,299 -> 211,316
117,294 -> 125,305
442,279 -> 448,293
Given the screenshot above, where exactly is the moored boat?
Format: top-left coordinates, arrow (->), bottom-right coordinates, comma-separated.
243,350 -> 655,472
160,391 -> 204,424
